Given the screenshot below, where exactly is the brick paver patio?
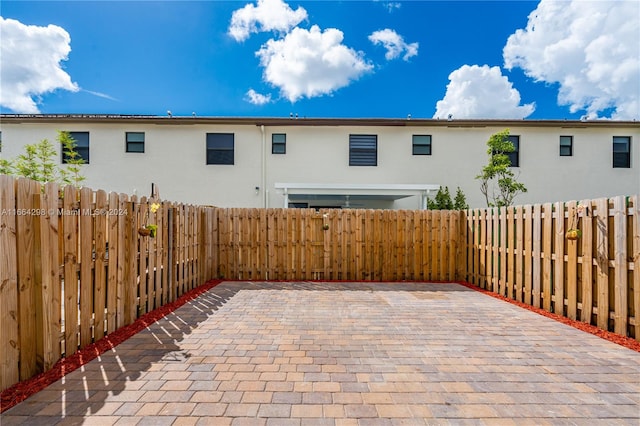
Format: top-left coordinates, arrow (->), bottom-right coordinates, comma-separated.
2,281 -> 640,425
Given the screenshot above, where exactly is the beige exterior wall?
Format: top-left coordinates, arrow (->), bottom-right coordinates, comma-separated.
1,116 -> 638,208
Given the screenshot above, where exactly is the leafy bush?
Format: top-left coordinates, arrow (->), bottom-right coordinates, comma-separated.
427,186 -> 468,210
0,131 -> 85,187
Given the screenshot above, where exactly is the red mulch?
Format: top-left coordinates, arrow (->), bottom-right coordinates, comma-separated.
1,278 -> 638,414
0,279 -> 222,414
455,281 -> 640,353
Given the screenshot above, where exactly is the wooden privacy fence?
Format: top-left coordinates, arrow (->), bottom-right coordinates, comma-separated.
215,208 -> 462,282
463,195 -> 639,341
1,174 -> 639,393
0,176 -> 216,392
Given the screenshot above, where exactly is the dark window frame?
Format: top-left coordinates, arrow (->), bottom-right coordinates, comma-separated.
412,134 -> 432,156
272,133 -> 286,154
126,132 -> 145,153
506,135 -> 519,167
63,131 -> 90,164
613,136 -> 631,168
206,133 -> 235,165
560,135 -> 573,157
349,134 -> 377,166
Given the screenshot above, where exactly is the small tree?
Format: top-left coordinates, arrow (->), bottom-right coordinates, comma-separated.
0,158 -> 13,175
476,129 -> 527,207
0,131 -> 85,187
428,186 -> 453,210
14,139 -> 59,183
453,187 -> 469,210
0,143 -> 14,175
427,186 -> 468,210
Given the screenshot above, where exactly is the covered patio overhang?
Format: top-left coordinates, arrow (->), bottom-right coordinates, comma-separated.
273,183 -> 441,210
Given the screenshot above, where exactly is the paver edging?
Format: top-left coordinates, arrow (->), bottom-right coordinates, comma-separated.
454,281 -> 640,353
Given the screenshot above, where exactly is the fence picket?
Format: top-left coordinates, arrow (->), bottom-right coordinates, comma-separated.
106,192 -> 119,333
125,196 -> 137,325
613,196 -> 627,335
581,199 -> 594,323
515,205 -> 524,303
138,198 -> 149,314
492,208 -> 500,293
554,201 -> 565,315
478,210 -> 486,289
16,179 -> 39,378
595,198 -> 609,330
94,190 -> 108,340
542,203 -> 553,312
63,185 -> 79,356
146,200 -> 157,312
506,207 -> 515,299
79,188 -> 94,347
566,200 -> 578,320
523,205 -> 533,305
38,183 -> 61,369
632,195 -> 640,339
0,176 -> 19,390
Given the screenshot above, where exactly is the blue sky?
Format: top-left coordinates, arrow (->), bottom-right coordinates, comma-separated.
1,0 -> 638,120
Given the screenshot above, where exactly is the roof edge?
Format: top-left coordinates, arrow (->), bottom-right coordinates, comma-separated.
1,114 -> 638,128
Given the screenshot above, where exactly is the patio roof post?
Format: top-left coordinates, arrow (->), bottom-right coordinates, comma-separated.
284,187 -> 289,208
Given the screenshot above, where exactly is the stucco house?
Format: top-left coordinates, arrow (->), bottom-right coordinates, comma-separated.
0,114 -> 637,209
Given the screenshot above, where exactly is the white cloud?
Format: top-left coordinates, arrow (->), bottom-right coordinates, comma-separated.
374,1 -> 401,13
368,29 -> 418,61
228,0 -> 307,42
433,65 -> 535,119
245,89 -> 272,105
503,0 -> 639,120
84,89 -> 117,101
0,17 -> 79,113
256,25 -> 373,102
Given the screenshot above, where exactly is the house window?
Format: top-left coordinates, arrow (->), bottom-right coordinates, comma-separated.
349,134 -> 377,166
272,133 -> 286,154
63,132 -> 90,164
412,135 -> 432,155
506,135 -> 519,167
206,133 -> 234,165
560,135 -> 573,156
613,136 -> 631,168
126,132 -> 145,153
